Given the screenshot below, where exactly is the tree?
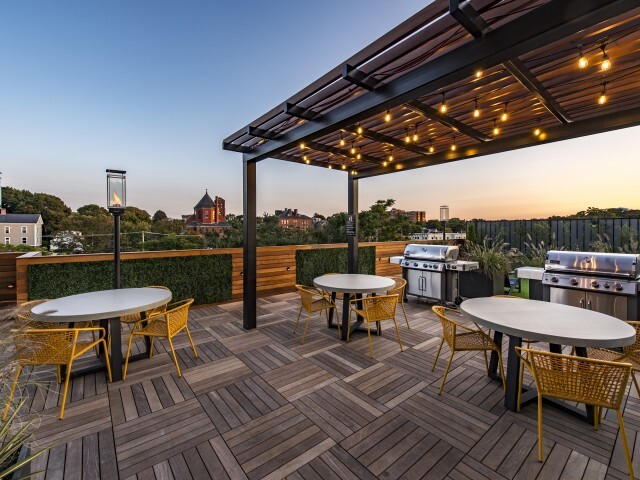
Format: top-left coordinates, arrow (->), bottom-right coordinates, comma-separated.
77,204 -> 109,217
312,213 -> 326,220
149,219 -> 184,235
466,223 -> 478,244
446,217 -> 466,233
152,210 -> 168,222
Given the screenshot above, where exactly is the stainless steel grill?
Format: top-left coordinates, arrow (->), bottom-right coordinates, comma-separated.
542,250 -> 640,320
391,244 -> 478,303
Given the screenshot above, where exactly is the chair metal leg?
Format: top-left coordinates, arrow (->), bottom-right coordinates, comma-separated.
123,333 -> 135,380
149,337 -> 155,358
537,395 -> 544,462
301,312 -> 312,344
497,349 -> 506,391
56,365 -> 62,384
616,408 -> 635,480
517,360 -> 524,412
632,372 -> 640,398
594,406 -> 599,430
438,350 -> 455,395
432,337 -> 445,372
294,307 -> 303,333
101,339 -> 113,383
59,360 -> 73,419
392,318 -> 403,352
347,308 -> 353,342
367,321 -> 373,358
401,302 -> 410,329
167,337 -> 182,377
185,326 -> 199,358
2,365 -> 23,421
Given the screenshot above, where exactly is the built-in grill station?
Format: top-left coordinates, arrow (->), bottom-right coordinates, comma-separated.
543,250 -> 640,320
391,244 -> 479,304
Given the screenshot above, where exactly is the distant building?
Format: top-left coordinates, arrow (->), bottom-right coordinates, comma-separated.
275,208 -> 312,229
184,190 -> 230,234
390,208 -> 426,223
0,210 -> 43,246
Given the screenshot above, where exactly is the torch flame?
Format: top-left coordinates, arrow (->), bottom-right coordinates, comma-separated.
112,191 -> 121,206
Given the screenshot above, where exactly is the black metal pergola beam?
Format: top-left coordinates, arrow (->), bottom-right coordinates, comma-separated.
236,0 -> 629,162
247,126 -> 280,140
450,0 -> 572,124
283,102 -> 321,121
405,100 -> 491,142
343,126 -> 433,156
357,106 -> 640,178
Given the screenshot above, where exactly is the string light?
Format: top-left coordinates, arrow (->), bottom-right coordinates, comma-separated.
473,98 -> 480,118
475,70 -> 482,78
303,155 -> 310,164
428,140 -> 435,153
383,161 -> 388,167
341,164 -> 346,170
577,45 -> 588,69
600,44 -> 611,71
533,118 -> 541,137
492,120 -> 500,136
350,142 -> 356,155
339,132 -> 345,147
351,170 -> 357,175
356,148 -> 362,160
500,103 -> 508,122
328,164 -> 333,169
450,136 -> 457,151
404,129 -> 411,143
413,126 -> 419,142
357,124 -> 363,135
439,93 -> 447,113
388,148 -> 394,162
384,110 -> 391,122
299,142 -> 305,150
598,83 -> 607,105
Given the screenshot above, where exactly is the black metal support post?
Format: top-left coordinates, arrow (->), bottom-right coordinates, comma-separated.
347,176 -> 358,274
243,159 -> 257,330
443,220 -> 446,243
113,211 -> 121,289
111,210 -> 123,381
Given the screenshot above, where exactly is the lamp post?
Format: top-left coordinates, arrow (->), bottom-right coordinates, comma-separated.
107,170 -> 126,289
440,205 -> 449,243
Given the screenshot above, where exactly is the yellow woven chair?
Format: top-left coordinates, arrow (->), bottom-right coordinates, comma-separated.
294,285 -> 339,344
2,327 -> 111,420
515,347 -> 634,479
120,286 -> 171,325
582,321 -> 640,399
123,299 -> 196,379
386,277 -> 410,329
431,305 -> 505,395
347,294 -> 401,358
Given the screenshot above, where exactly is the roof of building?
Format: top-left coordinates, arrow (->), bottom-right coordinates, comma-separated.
0,214 -> 42,224
194,190 -> 216,209
276,210 -> 311,220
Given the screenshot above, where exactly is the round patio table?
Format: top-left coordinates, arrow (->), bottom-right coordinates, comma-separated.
313,274 -> 395,341
31,288 -> 172,381
460,297 -> 636,421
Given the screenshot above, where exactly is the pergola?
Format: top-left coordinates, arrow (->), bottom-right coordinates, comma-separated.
223,0 -> 640,329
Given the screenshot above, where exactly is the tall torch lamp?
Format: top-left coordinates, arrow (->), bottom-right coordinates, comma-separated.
440,205 -> 449,243
107,170 -> 126,289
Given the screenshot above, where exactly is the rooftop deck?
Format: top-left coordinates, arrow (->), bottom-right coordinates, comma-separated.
15,293 -> 640,479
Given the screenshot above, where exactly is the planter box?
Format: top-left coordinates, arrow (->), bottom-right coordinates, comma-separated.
459,271 -> 504,298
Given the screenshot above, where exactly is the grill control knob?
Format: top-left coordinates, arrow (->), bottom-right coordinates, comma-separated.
423,264 -> 428,268
614,282 -> 623,292
414,263 -> 418,267
551,276 -> 559,283
604,283 -> 610,289
450,265 -> 457,270
591,280 -> 599,288
570,278 -> 579,286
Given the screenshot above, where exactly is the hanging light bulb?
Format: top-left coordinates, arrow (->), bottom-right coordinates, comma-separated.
473,98 -> 480,118
428,139 -> 435,153
598,83 -> 607,105
500,103 -> 508,122
383,161 -> 388,167
388,148 -> 394,162
404,129 -> 411,143
350,142 -> 356,155
351,170 -> 357,175
475,70 -> 482,79
339,132 -> 345,147
303,155 -> 310,164
492,120 -> 500,136
413,126 -> 419,142
328,164 -> 333,169
299,142 -> 305,150
357,124 -> 363,135
450,136 -> 457,151
384,110 -> 391,122
439,93 -> 447,113
356,147 -> 362,160
600,44 -> 611,71
341,164 -> 346,170
533,119 -> 541,137
577,45 -> 588,69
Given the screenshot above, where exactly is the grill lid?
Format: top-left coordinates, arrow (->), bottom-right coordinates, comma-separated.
545,250 -> 640,279
403,244 -> 459,262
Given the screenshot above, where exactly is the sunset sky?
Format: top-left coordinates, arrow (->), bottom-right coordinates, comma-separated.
1,1 -> 638,221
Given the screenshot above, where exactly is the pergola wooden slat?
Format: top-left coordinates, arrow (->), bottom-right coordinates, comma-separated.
222,0 -> 640,328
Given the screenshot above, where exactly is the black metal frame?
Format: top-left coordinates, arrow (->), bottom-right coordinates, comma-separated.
243,159 -> 257,329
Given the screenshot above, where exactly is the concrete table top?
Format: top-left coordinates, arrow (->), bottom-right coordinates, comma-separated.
460,297 -> 636,348
313,274 -> 395,294
31,288 -> 172,323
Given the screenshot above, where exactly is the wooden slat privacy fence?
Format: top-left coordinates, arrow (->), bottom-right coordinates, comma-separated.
14,241 -> 440,304
0,252 -> 22,303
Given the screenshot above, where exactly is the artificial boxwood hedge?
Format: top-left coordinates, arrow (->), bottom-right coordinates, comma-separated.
296,246 -> 376,286
27,254 -> 232,305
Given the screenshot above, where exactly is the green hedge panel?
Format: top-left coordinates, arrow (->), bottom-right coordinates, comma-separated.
295,246 -> 376,286
27,254 -> 232,305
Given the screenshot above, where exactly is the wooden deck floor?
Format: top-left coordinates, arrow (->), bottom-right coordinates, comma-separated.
10,293 -> 640,479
